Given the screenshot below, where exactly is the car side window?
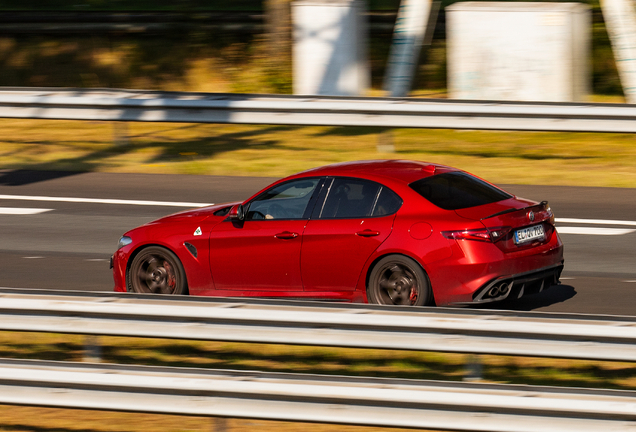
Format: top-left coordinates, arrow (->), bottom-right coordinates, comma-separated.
246,178 -> 320,220
373,186 -> 402,216
316,178 -> 402,219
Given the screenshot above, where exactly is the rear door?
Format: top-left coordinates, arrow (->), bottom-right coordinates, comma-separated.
301,177 -> 402,292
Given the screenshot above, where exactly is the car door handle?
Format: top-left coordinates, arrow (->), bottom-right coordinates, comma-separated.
356,229 -> 380,237
275,231 -> 299,240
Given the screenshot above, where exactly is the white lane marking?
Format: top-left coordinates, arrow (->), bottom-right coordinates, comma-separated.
0,207 -> 52,215
556,218 -> 636,235
557,227 -> 636,236
556,218 -> 636,227
624,280 -> 636,283
23,256 -> 44,259
560,277 -> 575,280
0,194 -> 212,208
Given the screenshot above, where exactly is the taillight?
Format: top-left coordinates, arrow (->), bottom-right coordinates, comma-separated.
442,227 -> 511,242
442,228 -> 490,242
547,206 -> 555,225
489,226 -> 512,241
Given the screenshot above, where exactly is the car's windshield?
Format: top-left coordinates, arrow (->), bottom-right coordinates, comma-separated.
409,172 -> 512,210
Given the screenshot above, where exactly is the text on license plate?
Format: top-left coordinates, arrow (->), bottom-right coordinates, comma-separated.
514,224 -> 545,244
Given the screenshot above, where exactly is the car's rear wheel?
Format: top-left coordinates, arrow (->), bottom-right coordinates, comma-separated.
127,246 -> 187,295
367,255 -> 430,306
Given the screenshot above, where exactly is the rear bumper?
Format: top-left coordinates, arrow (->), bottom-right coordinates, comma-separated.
451,262 -> 564,305
427,224 -> 564,306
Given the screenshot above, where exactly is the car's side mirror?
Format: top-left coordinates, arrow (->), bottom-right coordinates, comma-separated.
228,204 -> 245,221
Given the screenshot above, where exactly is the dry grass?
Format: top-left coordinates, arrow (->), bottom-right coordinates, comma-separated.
0,405 -> 444,432
2,119 -> 636,188
0,405 -> 442,432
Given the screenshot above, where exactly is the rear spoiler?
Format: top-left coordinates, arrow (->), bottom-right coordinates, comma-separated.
481,200 -> 549,220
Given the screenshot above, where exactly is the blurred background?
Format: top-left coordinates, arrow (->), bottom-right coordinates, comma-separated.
2,0 -> 634,186
0,0 -> 621,98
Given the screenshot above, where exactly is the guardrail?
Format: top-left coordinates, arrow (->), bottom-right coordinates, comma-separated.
1,287 -> 636,362
1,357 -> 635,432
1,87 -> 636,133
2,288 -> 636,430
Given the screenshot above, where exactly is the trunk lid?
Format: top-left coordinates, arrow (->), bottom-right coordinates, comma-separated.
456,197 -> 556,251
454,196 -> 537,221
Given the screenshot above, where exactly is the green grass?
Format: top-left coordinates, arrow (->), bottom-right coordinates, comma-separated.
2,119 -> 636,188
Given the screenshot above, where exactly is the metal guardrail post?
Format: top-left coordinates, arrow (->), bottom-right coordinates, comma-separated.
211,417 -> 229,432
377,130 -> 395,152
112,122 -> 129,146
464,354 -> 483,382
83,335 -> 101,363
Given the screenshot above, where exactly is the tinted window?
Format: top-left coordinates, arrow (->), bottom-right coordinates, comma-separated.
373,186 -> 402,216
410,172 -> 511,210
247,178 -> 319,220
316,178 -> 402,219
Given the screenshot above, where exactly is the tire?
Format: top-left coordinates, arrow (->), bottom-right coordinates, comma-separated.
367,255 -> 431,306
127,246 -> 187,295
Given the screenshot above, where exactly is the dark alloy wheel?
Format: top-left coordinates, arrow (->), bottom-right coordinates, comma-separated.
367,255 -> 431,306
127,246 -> 187,295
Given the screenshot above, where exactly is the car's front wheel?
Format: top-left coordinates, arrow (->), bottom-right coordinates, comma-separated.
127,246 -> 187,295
367,255 -> 431,306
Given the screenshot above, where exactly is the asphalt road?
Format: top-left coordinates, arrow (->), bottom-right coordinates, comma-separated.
1,169 -> 635,316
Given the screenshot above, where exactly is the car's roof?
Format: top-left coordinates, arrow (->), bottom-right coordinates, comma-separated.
295,160 -> 457,184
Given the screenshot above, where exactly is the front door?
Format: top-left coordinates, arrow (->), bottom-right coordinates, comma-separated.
209,178 -> 321,292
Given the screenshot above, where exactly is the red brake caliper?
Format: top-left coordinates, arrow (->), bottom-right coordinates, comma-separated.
164,261 -> 176,289
409,287 -> 418,304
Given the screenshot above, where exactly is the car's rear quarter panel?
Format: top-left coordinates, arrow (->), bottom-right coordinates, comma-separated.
351,179 -> 564,306
352,182 -> 459,305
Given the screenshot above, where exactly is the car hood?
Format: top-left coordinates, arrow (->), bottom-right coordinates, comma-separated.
145,202 -> 240,225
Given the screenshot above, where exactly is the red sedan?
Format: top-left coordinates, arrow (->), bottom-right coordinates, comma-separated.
112,160 -> 564,306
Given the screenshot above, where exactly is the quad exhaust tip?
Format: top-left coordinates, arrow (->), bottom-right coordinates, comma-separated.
499,282 -> 510,296
488,282 -> 511,298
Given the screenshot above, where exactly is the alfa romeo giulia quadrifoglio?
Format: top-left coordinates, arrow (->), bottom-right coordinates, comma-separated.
112,160 -> 564,306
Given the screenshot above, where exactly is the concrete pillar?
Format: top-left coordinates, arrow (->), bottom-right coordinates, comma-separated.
601,0 -> 636,104
447,2 -> 590,102
384,0 -> 437,97
83,335 -> 101,362
292,0 -> 369,96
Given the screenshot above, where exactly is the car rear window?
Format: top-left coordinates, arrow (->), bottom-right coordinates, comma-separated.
409,172 -> 512,210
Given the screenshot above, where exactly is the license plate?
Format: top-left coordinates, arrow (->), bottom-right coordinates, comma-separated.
514,224 -> 545,244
